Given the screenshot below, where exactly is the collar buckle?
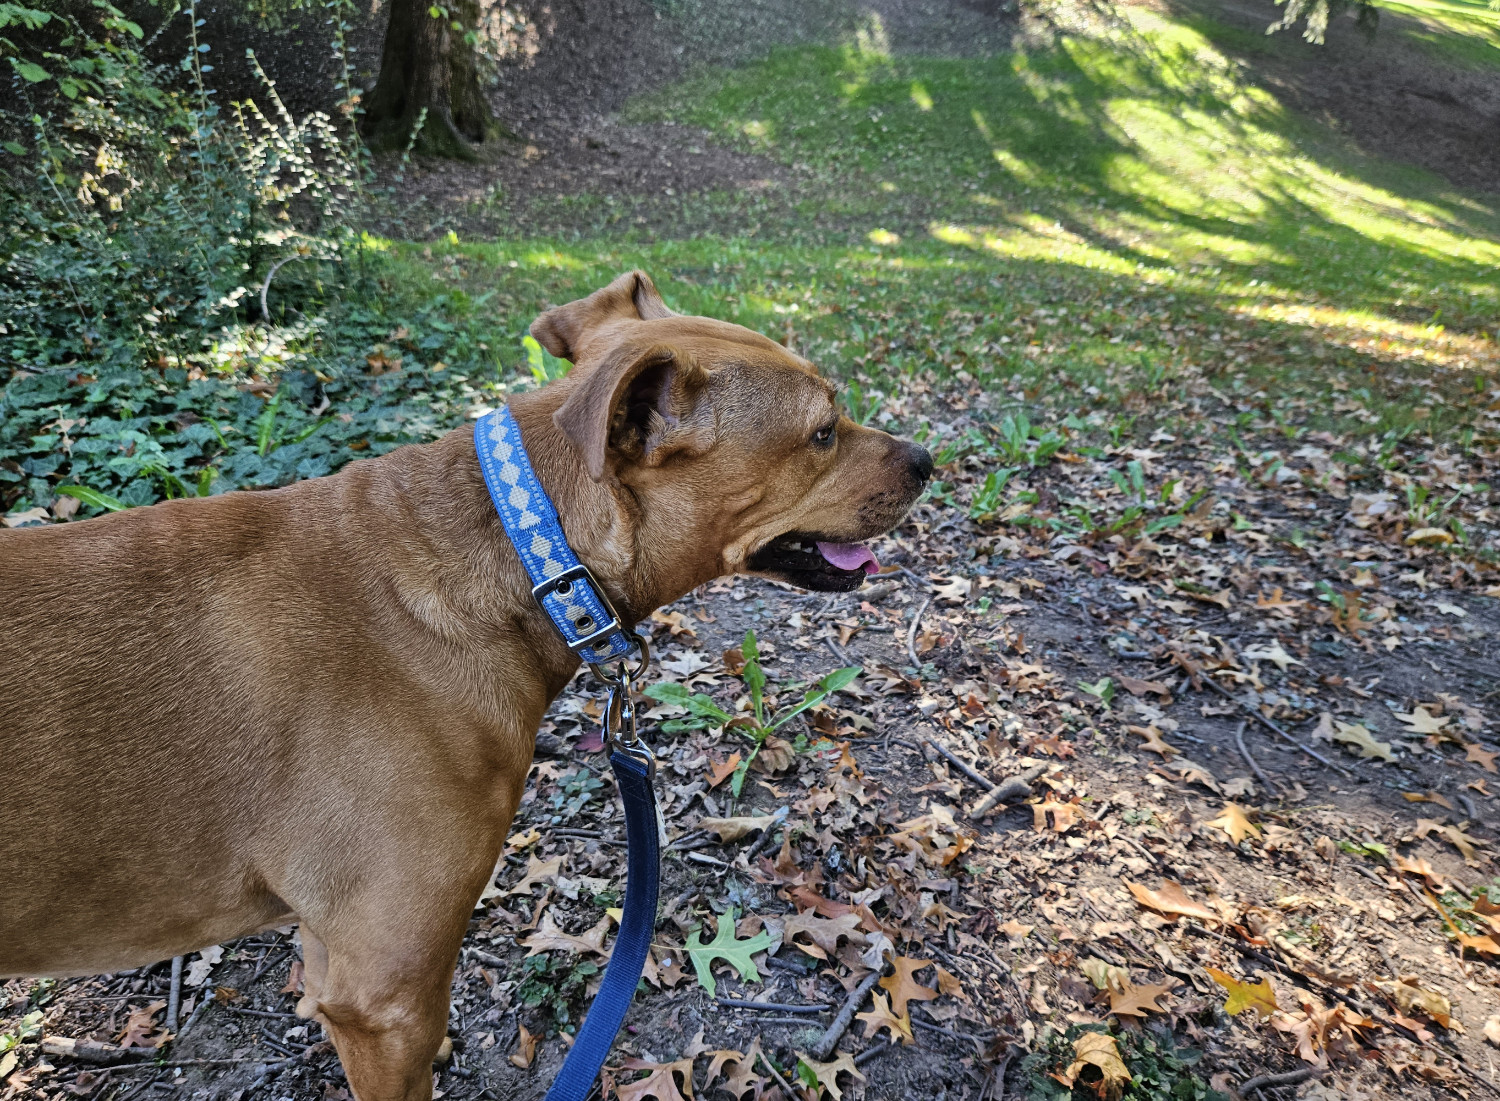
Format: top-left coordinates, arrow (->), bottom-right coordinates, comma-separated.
531,563 -> 625,656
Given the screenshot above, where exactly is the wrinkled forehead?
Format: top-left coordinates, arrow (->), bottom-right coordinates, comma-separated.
642,317 -> 838,441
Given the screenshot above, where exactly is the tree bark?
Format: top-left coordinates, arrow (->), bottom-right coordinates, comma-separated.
360,0 -> 505,160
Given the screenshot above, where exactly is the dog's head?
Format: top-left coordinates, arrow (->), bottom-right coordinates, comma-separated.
531,271 -> 931,594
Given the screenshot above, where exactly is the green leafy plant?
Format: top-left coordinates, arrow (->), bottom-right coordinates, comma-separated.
514,954 -> 600,1030
548,767 -> 604,823
1077,677 -> 1115,708
683,911 -> 776,995
1022,1024 -> 1226,1101
643,630 -> 859,797
522,334 -> 571,384
968,466 -> 1018,522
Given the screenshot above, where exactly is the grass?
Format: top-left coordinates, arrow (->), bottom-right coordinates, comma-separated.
379,4 -> 1499,441
10,0 -> 1499,519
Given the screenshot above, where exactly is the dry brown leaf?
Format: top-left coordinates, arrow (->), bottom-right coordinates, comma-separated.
116,1002 -> 169,1049
509,1025 -> 536,1069
1059,1031 -> 1131,1101
1395,706 -> 1449,735
1414,818 -> 1481,864
794,1050 -> 866,1101
1467,743 -> 1499,774
506,854 -> 562,896
855,991 -> 914,1044
782,912 -> 868,960
753,735 -> 796,774
1032,794 -> 1085,833
880,956 -> 939,1016
1378,979 -> 1452,1028
1128,724 -> 1179,758
1081,958 -> 1129,993
615,1058 -> 693,1101
699,814 -> 778,843
1484,1015 -> 1500,1047
707,753 -> 742,789
519,909 -> 611,958
1108,980 -> 1176,1018
1209,804 -> 1261,844
1125,880 -> 1220,923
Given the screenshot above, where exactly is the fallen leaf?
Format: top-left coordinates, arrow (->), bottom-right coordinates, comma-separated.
1125,880 -> 1220,923
1205,968 -> 1277,1020
855,991 -> 914,1044
699,814 -> 778,843
1129,724 -> 1179,758
1466,743 -> 1499,774
117,1002 -> 169,1049
184,945 -> 224,987
509,1025 -> 536,1069
795,1051 -> 866,1101
782,912 -> 868,960
506,854 -> 563,896
1109,980 -> 1176,1018
707,753 -> 742,789
520,909 -> 611,958
1414,819 -> 1482,864
1081,958 -> 1129,993
1032,794 -> 1085,833
1209,804 -> 1261,844
1395,706 -> 1449,736
1485,1015 -> 1500,1047
615,1058 -> 693,1101
880,956 -> 939,1016
1059,1031 -> 1131,1101
1242,642 -> 1302,672
684,912 -> 775,996
752,735 -> 796,775
704,1047 -> 761,1100
1378,978 -> 1452,1028
1331,721 -> 1394,762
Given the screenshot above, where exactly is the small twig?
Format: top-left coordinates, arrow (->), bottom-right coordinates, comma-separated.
249,946 -> 292,985
1186,656 -> 1352,777
893,566 -> 929,589
223,1007 -> 301,1020
1239,1067 -> 1316,1094
741,809 -> 790,865
718,998 -> 832,1014
825,636 -> 852,666
854,1040 -> 895,1068
924,736 -> 996,792
685,852 -> 730,868
165,957 -> 184,1034
173,993 -> 213,1041
907,596 -> 932,669
814,968 -> 884,1060
1233,721 -> 1280,796
758,1051 -> 800,1098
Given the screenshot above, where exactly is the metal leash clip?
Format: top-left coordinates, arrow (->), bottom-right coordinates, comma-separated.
594,632 -> 655,781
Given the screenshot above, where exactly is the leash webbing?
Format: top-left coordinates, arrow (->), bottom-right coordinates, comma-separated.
543,749 -> 660,1101
473,406 -> 659,1100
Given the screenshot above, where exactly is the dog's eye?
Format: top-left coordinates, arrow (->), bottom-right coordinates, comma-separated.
812,421 -> 837,448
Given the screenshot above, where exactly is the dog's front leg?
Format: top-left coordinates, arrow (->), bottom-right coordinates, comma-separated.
293,909 -> 465,1101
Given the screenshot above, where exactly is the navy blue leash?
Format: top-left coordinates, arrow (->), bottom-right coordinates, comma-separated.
474,407 -> 659,1101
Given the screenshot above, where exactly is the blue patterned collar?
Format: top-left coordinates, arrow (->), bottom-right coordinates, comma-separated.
473,407 -> 638,666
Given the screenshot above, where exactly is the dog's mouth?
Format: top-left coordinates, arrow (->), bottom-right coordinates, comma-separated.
746,533 -> 881,592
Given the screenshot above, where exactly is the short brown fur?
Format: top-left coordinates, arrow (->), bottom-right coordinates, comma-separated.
0,272 -> 929,1101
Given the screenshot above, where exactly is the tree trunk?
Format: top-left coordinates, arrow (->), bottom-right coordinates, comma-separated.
360,0 -> 505,160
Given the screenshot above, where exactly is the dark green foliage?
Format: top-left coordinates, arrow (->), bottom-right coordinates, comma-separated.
515,954 -> 600,1031
1022,1025 -> 1227,1101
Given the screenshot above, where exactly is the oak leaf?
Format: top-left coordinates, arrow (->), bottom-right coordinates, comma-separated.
506,854 -> 563,896
117,1001 -> 169,1049
1466,743 -> 1499,774
1378,978 -> 1452,1028
1129,724 -> 1178,758
1330,721 -> 1393,761
1242,642 -> 1302,672
703,1047 -> 760,1100
782,912 -> 867,960
855,991 -> 914,1044
684,912 -> 775,995
1395,706 -> 1449,735
1414,818 -> 1481,864
1032,794 -> 1085,833
1108,980 -> 1176,1018
520,909 -> 611,958
615,1058 -> 693,1101
1205,968 -> 1277,1020
1081,959 -> 1129,993
1125,880 -> 1220,923
1059,1031 -> 1131,1101
794,1051 -> 865,1101
1209,804 -> 1261,844
880,956 -> 939,1016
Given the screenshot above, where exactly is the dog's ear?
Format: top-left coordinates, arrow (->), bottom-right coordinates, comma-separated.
553,343 -> 712,481
530,270 -> 674,361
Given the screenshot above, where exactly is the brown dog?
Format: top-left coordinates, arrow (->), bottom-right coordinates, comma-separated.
0,271 -> 930,1100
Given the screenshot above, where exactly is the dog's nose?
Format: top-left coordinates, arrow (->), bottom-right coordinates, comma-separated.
907,443 -> 933,483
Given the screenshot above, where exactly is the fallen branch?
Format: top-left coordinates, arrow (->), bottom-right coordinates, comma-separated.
907,596 -> 932,669
165,956 -> 184,1034
923,736 -> 996,792
1174,653 -> 1352,777
758,1051 -> 800,1098
1233,720 -> 1280,796
718,998 -> 832,1014
968,766 -> 1045,818
1239,1067 -> 1317,1094
814,967 -> 884,1060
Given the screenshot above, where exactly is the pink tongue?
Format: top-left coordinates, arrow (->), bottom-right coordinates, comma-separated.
817,541 -> 880,575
